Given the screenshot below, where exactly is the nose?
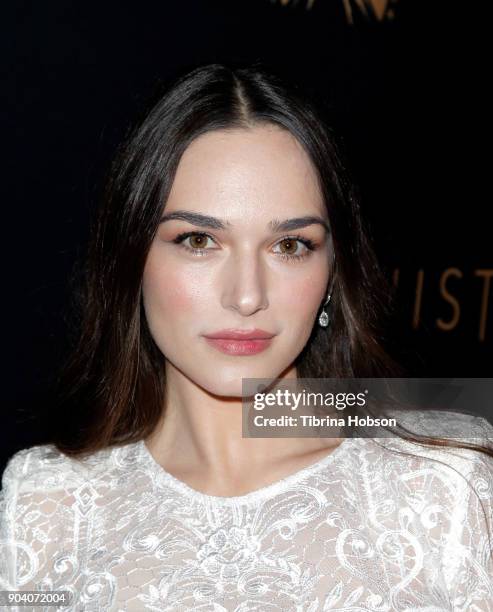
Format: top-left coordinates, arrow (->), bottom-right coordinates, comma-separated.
221,248 -> 269,317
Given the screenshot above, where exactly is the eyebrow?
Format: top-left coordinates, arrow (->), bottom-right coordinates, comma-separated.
159,210 -> 330,234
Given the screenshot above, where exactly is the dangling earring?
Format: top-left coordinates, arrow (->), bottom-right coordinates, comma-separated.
318,293 -> 331,328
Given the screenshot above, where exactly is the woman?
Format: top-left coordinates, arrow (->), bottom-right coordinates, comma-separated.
1,63 -> 492,611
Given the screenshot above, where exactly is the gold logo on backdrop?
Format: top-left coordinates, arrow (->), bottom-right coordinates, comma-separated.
274,0 -> 398,23
392,267 -> 492,342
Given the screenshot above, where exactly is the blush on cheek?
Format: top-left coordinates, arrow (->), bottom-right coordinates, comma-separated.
284,278 -> 326,315
144,266 -> 211,313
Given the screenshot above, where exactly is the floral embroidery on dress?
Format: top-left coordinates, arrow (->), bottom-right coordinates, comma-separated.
0,412 -> 492,611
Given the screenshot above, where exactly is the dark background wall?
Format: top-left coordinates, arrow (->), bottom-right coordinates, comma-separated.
2,0 -> 491,468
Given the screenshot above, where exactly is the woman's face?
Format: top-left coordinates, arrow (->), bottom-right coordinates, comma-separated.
142,124 -> 332,396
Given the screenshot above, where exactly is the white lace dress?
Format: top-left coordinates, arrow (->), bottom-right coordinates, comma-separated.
1,416 -> 492,611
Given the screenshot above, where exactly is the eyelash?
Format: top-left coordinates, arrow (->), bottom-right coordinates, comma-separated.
171,231 -> 317,262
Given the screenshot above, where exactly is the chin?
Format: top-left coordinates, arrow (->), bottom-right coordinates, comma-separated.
190,360 -> 295,398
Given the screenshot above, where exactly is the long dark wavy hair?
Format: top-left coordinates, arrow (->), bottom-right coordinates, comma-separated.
51,63 -> 492,473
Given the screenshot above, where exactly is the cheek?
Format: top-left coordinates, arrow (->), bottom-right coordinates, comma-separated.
142,258 -> 212,315
279,275 -> 326,317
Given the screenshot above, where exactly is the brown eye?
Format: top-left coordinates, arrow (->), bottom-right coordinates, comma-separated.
189,234 -> 209,249
172,231 -> 218,256
272,236 -> 315,262
279,238 -> 298,255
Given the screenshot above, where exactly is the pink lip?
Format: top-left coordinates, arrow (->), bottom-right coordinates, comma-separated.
204,337 -> 273,355
203,328 -> 275,340
203,329 -> 275,356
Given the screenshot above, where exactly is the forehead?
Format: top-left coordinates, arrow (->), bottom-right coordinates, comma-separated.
164,125 -> 325,223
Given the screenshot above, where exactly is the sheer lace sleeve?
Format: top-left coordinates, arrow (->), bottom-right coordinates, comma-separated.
442,420 -> 493,610
0,445 -> 88,598
0,448 -> 23,590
